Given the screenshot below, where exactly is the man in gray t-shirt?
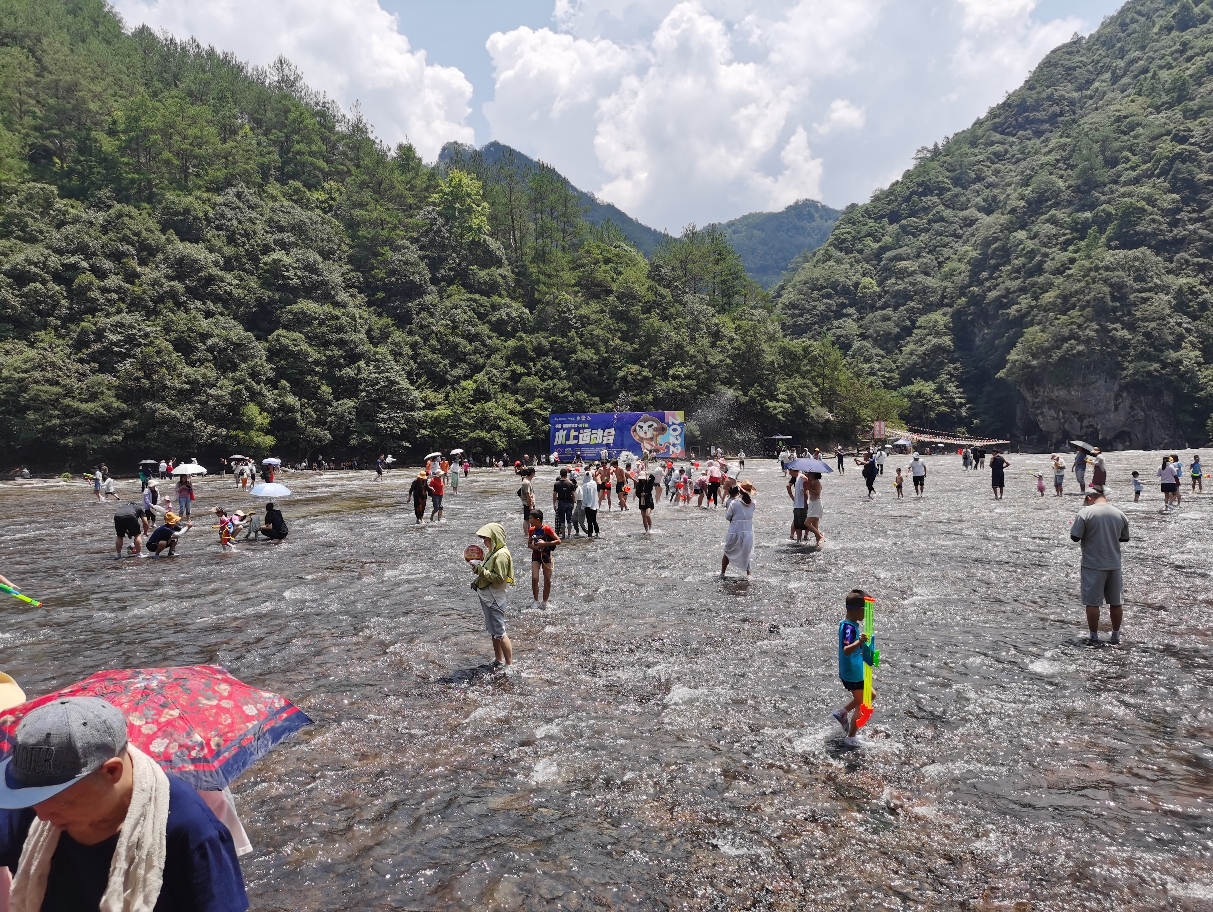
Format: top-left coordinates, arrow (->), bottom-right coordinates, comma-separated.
1070,486 -> 1130,645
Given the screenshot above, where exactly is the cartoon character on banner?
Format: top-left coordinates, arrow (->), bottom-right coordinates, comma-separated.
631,414 -> 671,457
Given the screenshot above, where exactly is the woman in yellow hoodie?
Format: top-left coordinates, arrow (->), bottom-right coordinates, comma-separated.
471,523 -> 515,671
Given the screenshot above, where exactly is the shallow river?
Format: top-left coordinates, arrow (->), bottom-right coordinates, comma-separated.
1,452 -> 1210,910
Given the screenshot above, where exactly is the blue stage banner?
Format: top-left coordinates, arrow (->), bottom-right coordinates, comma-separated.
550,411 -> 686,460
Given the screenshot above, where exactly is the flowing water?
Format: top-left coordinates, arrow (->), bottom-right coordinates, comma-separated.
1,453 -> 1210,911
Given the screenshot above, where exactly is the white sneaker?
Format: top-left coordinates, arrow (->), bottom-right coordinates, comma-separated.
842,736 -> 864,748
541,601 -> 550,610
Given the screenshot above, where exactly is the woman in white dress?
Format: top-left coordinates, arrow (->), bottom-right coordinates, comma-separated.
720,480 -> 757,578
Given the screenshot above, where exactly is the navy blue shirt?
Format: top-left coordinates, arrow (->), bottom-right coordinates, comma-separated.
0,773 -> 248,912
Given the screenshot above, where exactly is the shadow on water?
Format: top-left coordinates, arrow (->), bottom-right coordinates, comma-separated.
1,452 -> 1210,909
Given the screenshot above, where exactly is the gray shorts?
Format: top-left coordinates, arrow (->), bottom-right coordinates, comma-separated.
792,507 -> 807,530
1081,567 -> 1123,606
478,588 -> 507,638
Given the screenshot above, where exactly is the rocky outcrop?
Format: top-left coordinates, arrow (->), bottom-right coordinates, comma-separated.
1015,377 -> 1185,451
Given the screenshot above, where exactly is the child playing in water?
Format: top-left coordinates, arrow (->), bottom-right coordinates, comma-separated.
893,468 -> 904,499
832,589 -> 876,747
1035,471 -> 1046,497
1132,470 -> 1143,502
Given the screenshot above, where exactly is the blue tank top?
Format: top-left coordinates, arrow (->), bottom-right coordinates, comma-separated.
838,620 -> 864,681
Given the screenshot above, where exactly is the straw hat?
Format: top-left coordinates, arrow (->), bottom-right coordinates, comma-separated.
0,672 -> 27,712
165,511 -> 181,524
147,478 -> 157,487
739,480 -> 757,494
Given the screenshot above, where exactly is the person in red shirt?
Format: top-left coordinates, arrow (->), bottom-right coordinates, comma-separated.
527,509 -> 560,609
428,472 -> 445,522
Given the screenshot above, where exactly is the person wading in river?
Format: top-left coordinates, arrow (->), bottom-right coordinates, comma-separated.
1070,485 -> 1130,645
469,523 -> 515,672
527,510 -> 560,609
408,472 -> 429,524
989,450 -> 1009,500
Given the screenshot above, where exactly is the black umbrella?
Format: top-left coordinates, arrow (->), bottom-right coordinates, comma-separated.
1069,440 -> 1094,452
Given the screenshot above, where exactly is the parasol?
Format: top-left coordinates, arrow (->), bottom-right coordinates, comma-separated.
261,457 -> 282,466
424,452 -> 443,461
449,448 -> 464,455
786,457 -> 835,474
251,483 -> 291,497
171,463 -> 207,476
768,434 -> 794,440
138,459 -> 160,467
0,665 -> 311,790
1069,440 -> 1094,452
229,454 -> 248,461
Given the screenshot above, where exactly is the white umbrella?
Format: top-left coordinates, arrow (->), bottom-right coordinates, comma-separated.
171,464 -> 207,476
449,448 -> 464,455
261,457 -> 282,466
424,452 -> 442,461
786,458 -> 834,474
229,454 -> 248,461
251,483 -> 291,497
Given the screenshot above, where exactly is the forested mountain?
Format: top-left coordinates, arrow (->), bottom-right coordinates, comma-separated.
439,141 -> 666,255
778,0 -> 1213,449
716,199 -> 841,289
0,0 -> 898,469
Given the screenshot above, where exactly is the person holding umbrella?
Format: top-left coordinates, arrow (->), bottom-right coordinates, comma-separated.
254,502 -> 288,541
0,697 -> 249,911
1073,445 -> 1089,491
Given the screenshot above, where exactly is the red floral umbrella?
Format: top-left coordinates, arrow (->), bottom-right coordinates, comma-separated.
0,665 -> 311,790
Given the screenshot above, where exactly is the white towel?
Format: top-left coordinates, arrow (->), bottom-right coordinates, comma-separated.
10,746 -> 170,912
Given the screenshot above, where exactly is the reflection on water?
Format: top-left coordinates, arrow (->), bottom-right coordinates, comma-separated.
1,453 -> 1210,910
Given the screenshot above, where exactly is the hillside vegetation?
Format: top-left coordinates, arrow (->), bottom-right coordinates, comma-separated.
717,199 -> 841,289
441,142 -> 667,256
778,0 -> 1213,449
0,0 -> 899,468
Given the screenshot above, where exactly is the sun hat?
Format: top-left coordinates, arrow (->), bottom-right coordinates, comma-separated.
165,511 -> 181,524
739,480 -> 757,494
0,672 -> 26,712
0,697 -> 128,809
233,510 -> 246,519
146,478 -> 157,487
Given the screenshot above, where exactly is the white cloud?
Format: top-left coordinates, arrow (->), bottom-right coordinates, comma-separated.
815,99 -> 866,136
484,0 -> 1107,225
111,0 -> 473,160
487,1 -> 877,229
952,0 -> 1082,83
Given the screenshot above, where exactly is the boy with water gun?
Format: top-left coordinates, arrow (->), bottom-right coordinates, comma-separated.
832,588 -> 878,747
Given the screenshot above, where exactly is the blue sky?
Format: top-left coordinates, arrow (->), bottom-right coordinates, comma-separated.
114,0 -> 1125,230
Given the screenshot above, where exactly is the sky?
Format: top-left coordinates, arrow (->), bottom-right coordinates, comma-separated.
111,0 -> 1125,233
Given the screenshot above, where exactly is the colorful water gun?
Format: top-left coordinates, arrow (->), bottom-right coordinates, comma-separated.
854,595 -> 880,728
0,582 -> 42,608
